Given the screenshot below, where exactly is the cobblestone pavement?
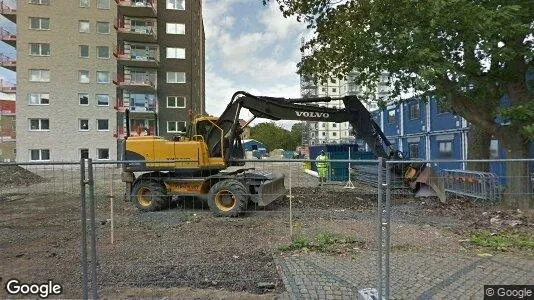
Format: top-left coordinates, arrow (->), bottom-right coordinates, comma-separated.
276,252 -> 534,299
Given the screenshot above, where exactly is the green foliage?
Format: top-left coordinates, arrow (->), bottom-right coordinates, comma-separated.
250,122 -> 304,151
498,101 -> 534,139
469,230 -> 534,251
277,235 -> 311,251
265,0 -> 534,143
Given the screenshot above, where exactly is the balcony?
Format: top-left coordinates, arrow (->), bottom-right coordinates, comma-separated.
113,44 -> 159,68
114,97 -> 156,113
0,1 -> 16,23
114,122 -> 156,139
114,18 -> 157,43
113,71 -> 157,92
0,53 -> 15,71
115,0 -> 156,17
0,27 -> 15,47
0,84 -> 15,94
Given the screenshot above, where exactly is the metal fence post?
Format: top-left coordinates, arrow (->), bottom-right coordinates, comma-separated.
384,162 -> 391,299
87,158 -> 98,299
79,159 -> 89,300
377,157 -> 384,299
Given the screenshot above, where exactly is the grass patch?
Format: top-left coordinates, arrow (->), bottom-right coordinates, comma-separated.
277,231 -> 362,253
469,230 -> 534,252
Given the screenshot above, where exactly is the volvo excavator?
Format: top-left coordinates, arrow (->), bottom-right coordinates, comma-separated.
120,91 -> 445,217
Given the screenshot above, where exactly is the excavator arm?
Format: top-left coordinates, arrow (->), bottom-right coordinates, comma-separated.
210,91 -> 444,201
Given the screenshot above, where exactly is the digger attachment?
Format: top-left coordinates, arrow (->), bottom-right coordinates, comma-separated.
245,171 -> 286,206
402,164 -> 446,202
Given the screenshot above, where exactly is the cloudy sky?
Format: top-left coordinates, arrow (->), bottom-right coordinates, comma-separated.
0,0 -> 306,123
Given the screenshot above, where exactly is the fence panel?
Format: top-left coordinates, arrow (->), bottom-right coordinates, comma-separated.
84,159 -> 382,298
0,162 -> 85,299
386,159 -> 534,299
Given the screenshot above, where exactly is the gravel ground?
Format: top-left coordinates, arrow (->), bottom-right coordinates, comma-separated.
0,164 -> 532,298
0,165 -> 46,188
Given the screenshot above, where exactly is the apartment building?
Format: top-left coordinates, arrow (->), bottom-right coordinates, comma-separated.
300,71 -> 389,146
114,0 -> 205,140
3,0 -> 204,162
0,92 -> 16,162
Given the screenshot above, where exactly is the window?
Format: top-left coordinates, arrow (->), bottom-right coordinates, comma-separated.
79,70 -> 90,83
438,141 -> 453,159
28,93 -> 50,105
490,140 -> 499,159
409,103 -> 420,120
330,78 -> 337,84
167,121 -> 186,133
409,143 -> 419,159
97,119 -> 109,131
29,118 -> 49,131
388,110 -> 396,124
96,71 -> 110,83
79,20 -> 90,33
30,149 -> 50,161
332,88 -> 337,93
167,0 -> 185,10
322,132 -> 326,136
167,96 -> 186,108
29,69 -> 50,82
166,72 -> 186,83
29,43 -> 50,56
79,119 -> 89,131
332,132 -> 337,137
166,23 -> 185,34
29,17 -> 50,30
97,148 -> 110,160
332,123 -> 337,128
80,149 -> 89,159
79,45 -> 89,58
29,0 -> 50,4
97,0 -> 110,9
80,0 -> 90,7
166,47 -> 185,59
97,94 -> 109,106
97,46 -> 110,59
79,93 -> 89,105
96,22 -> 110,34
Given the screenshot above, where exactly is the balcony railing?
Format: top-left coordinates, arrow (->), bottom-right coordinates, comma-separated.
0,27 -> 15,46
113,73 -> 157,91
0,53 -> 15,71
114,19 -> 157,42
114,124 -> 156,139
115,0 -> 157,17
0,85 -> 15,93
0,1 -> 16,23
113,45 -> 159,67
114,98 -> 156,113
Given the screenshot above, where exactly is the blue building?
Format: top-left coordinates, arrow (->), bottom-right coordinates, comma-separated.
372,97 -> 534,177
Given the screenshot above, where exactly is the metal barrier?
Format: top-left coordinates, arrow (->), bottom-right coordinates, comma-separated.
442,169 -> 502,202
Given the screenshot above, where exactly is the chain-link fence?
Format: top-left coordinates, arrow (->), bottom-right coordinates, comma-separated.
1,158 -> 533,299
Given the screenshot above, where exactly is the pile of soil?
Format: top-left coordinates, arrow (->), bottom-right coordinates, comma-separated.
0,165 -> 45,188
273,186 -> 377,210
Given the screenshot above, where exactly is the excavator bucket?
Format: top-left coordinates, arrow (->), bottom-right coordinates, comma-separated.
405,165 -> 446,203
254,172 -> 286,206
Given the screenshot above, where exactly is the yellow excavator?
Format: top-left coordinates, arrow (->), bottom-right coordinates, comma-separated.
120,91 -> 445,217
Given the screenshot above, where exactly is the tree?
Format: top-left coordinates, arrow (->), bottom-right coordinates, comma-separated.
250,122 -> 305,152
265,0 -> 533,207
290,122 -> 306,147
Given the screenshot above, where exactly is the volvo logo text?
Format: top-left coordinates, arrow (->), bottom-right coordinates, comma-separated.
295,111 -> 330,118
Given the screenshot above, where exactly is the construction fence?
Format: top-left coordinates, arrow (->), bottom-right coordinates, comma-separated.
0,158 -> 532,299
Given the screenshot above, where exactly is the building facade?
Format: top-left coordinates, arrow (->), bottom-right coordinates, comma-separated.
300,71 -> 390,146
3,0 -> 204,162
0,93 -> 16,162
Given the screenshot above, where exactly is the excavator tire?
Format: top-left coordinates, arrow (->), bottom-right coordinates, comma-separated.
131,179 -> 170,212
207,179 -> 248,217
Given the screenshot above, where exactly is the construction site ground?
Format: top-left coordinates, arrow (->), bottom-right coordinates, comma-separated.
0,162 -> 532,299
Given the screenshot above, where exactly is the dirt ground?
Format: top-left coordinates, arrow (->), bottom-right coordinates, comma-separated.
0,164 -> 532,299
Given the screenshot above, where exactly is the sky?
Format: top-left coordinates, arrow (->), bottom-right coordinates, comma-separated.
0,0 -> 307,126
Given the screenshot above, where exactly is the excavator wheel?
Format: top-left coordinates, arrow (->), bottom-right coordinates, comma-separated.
207,179 -> 248,217
131,179 -> 171,212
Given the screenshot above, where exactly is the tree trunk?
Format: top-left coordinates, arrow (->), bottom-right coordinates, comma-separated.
501,131 -> 532,209
466,125 -> 491,172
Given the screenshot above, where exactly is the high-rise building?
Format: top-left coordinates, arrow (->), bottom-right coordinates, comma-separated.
3,0 -> 204,162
